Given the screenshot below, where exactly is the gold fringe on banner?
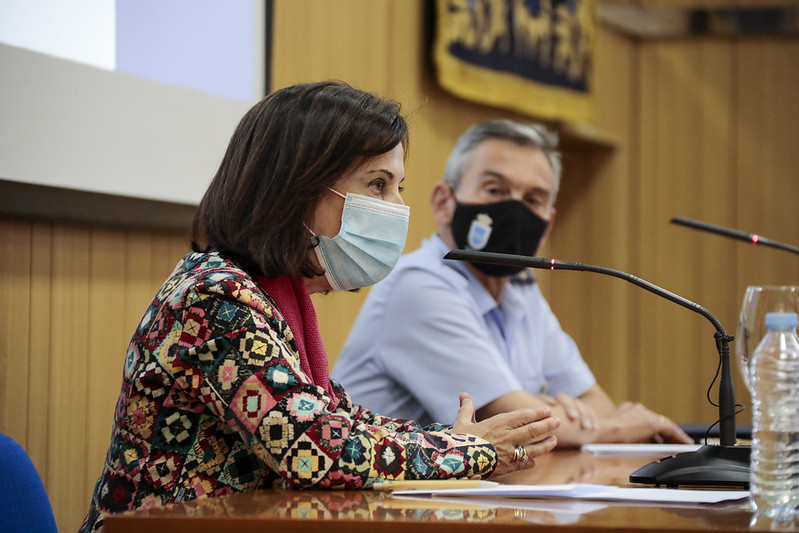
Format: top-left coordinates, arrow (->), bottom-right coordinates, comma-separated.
434,0 -> 596,124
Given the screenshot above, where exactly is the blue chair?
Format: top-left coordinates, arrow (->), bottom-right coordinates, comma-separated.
0,433 -> 58,532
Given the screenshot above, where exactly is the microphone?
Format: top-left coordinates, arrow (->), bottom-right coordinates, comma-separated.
672,216 -> 799,256
444,248 -> 750,488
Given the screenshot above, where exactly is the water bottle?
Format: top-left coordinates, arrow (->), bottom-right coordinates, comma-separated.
750,312 -> 799,519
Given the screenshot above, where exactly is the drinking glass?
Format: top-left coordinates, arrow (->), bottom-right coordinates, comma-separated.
736,285 -> 799,391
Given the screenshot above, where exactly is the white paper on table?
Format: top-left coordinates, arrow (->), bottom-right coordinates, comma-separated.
392,483 -> 749,504
581,443 -> 702,456
393,495 -> 607,525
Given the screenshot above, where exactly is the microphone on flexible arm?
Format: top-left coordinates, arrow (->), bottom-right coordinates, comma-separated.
443,248 -> 750,488
671,216 -> 799,256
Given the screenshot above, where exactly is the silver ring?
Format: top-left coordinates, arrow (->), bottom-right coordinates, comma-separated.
512,444 -> 528,463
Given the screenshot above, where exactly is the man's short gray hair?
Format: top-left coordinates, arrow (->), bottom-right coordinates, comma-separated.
443,120 -> 561,203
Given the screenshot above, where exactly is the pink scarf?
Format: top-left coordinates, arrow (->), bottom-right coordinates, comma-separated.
254,275 -> 336,401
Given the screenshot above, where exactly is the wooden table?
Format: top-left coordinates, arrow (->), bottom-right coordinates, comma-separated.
104,449 -> 765,532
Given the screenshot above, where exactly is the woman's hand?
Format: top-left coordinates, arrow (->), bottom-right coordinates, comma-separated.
452,393 -> 560,477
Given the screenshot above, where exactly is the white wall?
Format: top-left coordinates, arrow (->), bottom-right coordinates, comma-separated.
0,0 -> 265,205
0,0 -> 116,70
0,43 -> 255,205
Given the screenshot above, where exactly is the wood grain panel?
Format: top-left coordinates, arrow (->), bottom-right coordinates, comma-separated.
28,223 -> 54,475
650,40 -> 703,423
0,223 -> 191,531
0,220 -> 32,442
635,39 -> 739,425
48,225 -> 91,530
544,27 -> 632,402
631,35 -> 799,429
592,26 -> 636,401
272,0 -> 392,92
85,229 -> 129,500
691,40 -> 744,422
637,37 -> 661,413
736,38 -> 799,286
734,38 -> 799,420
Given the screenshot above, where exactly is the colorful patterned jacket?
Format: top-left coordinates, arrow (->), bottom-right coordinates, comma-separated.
80,252 -> 497,532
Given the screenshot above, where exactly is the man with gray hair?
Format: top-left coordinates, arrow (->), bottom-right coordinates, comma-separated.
333,120 -> 692,447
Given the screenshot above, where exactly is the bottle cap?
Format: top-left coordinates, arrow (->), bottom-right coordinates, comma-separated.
765,312 -> 799,330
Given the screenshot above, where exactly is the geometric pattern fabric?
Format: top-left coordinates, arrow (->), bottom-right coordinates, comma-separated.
79,252 -> 497,532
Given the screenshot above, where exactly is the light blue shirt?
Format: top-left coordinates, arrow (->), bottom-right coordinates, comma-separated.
333,234 -> 596,426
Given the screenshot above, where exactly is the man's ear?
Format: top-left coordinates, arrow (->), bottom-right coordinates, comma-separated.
431,181 -> 456,227
538,207 -> 557,248
539,207 -> 556,247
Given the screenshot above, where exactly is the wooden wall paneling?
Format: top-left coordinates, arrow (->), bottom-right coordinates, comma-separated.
85,229 -> 129,502
150,232 -> 190,289
399,92 -> 446,253
271,0 -> 326,85
764,40 -> 799,270
691,40 -> 746,424
123,233 -> 158,336
630,35 -> 797,427
272,0 -> 392,92
545,21 -> 635,402
48,225 -> 91,531
0,220 -> 57,508
634,40 -> 728,424
651,41 -> 688,422
0,220 -> 32,443
28,223 -> 54,478
386,0 -> 441,251
311,290 -> 369,369
550,149 -> 636,403
320,0 -> 391,92
546,149 -> 610,392
736,39 -> 799,287
649,40 -> 717,425
730,36 -> 764,296
660,41 -> 711,425
621,36 -> 645,406
592,26 -> 638,402
637,42 -> 665,417
384,0 -> 427,108
734,38 -> 799,425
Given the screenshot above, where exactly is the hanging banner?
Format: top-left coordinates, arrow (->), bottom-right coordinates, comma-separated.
434,0 -> 595,124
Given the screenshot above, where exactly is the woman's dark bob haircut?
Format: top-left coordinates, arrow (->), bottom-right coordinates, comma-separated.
191,80 -> 408,279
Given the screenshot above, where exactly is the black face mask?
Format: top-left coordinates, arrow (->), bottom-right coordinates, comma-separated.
451,198 -> 549,277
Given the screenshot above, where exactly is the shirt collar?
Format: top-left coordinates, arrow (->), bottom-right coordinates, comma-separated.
433,233 -> 499,316
432,233 -> 530,323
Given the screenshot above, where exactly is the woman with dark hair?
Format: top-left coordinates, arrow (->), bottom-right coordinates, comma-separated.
80,81 -> 559,532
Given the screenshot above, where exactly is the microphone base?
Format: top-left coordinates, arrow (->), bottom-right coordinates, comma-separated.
629,444 -> 750,488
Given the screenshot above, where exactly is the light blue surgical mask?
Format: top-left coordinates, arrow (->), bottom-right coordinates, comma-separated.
308,188 -> 410,291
